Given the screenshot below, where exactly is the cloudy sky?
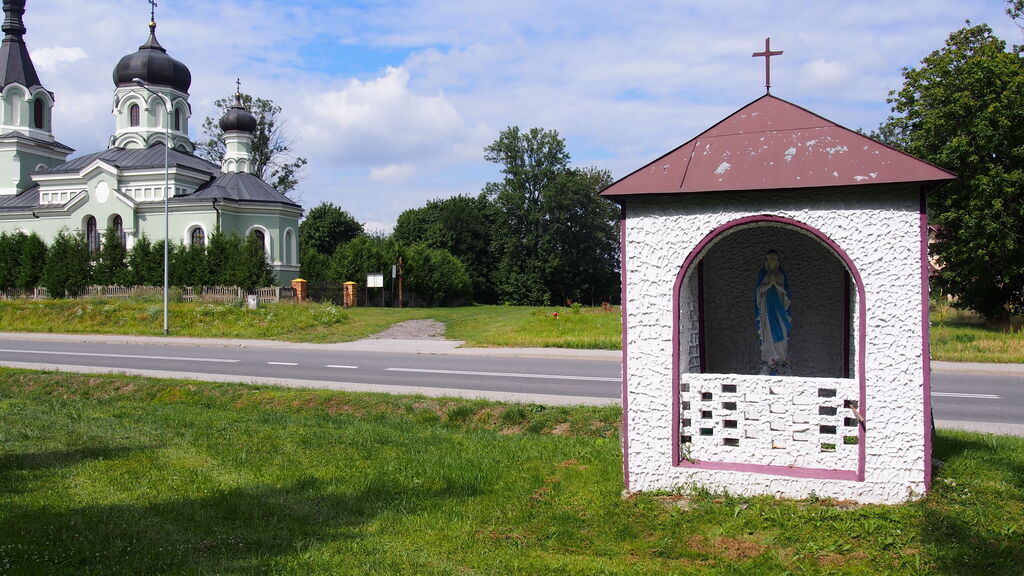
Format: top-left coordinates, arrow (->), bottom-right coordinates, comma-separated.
23,0 -> 1021,231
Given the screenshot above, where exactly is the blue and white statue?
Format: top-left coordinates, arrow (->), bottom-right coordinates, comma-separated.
754,250 -> 792,375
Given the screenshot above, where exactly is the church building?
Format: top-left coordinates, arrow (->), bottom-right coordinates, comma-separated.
0,0 -> 303,284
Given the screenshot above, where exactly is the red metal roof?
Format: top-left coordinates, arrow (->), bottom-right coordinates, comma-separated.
601,94 -> 955,198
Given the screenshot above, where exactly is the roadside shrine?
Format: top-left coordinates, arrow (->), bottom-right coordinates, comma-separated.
601,47 -> 956,503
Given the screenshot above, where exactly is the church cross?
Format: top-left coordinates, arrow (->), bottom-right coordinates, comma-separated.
149,0 -> 158,23
752,37 -> 783,94
236,78 -> 241,94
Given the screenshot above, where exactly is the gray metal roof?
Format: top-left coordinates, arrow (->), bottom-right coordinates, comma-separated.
0,0 -> 41,91
0,131 -> 74,152
181,172 -> 299,207
48,143 -> 220,175
0,184 -> 38,210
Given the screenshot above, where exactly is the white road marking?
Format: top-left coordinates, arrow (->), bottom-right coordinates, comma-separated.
267,362 -> 298,366
0,348 -> 239,363
326,365 -> 359,369
933,392 -> 999,399
386,367 -> 620,382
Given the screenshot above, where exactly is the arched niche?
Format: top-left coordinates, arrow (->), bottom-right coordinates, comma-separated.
676,217 -> 861,380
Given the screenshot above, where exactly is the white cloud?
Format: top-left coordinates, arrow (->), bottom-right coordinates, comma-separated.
799,59 -> 852,90
31,46 -> 86,73
20,0 -> 1020,230
297,67 -> 485,167
369,163 -> 416,182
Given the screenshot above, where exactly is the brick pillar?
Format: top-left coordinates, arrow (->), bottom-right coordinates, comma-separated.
343,281 -> 357,308
291,278 -> 308,303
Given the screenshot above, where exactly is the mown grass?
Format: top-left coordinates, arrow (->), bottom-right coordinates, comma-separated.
2,298 -> 1022,361
1,368 -> 1022,575
0,299 -> 623,349
929,301 -> 1024,364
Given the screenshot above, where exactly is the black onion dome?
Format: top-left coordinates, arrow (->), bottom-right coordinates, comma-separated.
219,93 -> 257,133
112,22 -> 191,93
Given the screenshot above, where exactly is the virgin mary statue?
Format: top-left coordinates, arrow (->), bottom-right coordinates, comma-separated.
754,250 -> 792,375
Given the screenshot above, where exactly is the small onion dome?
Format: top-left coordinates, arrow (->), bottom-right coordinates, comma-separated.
112,22 -> 191,93
219,92 -> 257,133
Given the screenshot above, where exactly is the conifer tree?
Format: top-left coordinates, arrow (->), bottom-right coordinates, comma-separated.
95,227 -> 130,286
41,229 -> 91,297
16,233 -> 46,291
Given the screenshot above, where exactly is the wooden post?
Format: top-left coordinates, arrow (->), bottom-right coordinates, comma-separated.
397,256 -> 404,309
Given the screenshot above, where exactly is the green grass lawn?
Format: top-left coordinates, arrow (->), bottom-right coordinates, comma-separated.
0,298 -> 1021,362
0,299 -> 623,349
1,368 -> 1022,575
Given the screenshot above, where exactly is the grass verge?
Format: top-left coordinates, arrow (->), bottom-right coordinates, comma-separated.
1,368 -> 1022,575
1,298 -> 1022,361
0,299 -> 623,349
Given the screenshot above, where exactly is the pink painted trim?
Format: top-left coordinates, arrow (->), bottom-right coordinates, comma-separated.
671,215 -> 867,481
697,260 -> 707,373
921,190 -> 933,489
619,209 -> 630,492
679,460 -> 859,481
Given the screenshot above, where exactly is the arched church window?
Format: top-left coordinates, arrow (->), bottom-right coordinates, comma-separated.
112,215 -> 125,246
130,104 -> 140,127
174,109 -> 181,131
32,98 -> 43,129
191,227 -> 205,248
86,216 -> 100,257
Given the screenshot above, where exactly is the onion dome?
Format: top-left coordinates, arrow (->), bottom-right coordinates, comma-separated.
219,90 -> 257,133
112,21 -> 191,93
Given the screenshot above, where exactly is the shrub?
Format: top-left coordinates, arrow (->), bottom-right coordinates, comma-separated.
41,228 -> 91,297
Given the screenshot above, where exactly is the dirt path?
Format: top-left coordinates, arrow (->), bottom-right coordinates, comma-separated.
367,319 -> 447,340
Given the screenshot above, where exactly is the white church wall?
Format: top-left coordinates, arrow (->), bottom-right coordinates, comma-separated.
623,186 -> 927,504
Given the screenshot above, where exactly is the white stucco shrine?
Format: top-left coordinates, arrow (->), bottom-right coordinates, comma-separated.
602,94 -> 956,504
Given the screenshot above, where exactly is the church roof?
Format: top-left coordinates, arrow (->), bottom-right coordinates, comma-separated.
183,172 -> 299,207
112,22 -> 191,94
0,131 -> 73,151
0,183 -> 37,210
0,0 -> 42,91
47,143 -> 219,175
600,94 -> 956,199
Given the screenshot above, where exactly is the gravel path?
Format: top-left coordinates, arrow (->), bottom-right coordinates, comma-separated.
367,319 -> 447,340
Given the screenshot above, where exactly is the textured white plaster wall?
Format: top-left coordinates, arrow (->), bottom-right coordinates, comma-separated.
623,187 -> 926,504
701,225 -> 849,377
681,374 -> 859,469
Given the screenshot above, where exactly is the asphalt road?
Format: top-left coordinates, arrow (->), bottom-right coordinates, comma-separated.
0,335 -> 1019,432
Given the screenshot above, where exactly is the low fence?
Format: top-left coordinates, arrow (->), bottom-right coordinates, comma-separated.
0,285 -> 295,304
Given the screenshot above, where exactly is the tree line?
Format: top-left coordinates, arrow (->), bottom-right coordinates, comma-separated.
297,126 -> 620,306
0,228 -> 272,298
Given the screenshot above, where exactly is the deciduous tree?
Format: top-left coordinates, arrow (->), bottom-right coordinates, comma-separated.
195,93 -> 307,197
879,23 -> 1024,321
299,202 -> 364,257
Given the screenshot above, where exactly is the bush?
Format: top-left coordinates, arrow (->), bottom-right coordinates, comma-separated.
41,228 -> 91,297
17,232 -> 47,290
404,244 -> 471,306
95,227 -> 130,286
0,232 -> 25,291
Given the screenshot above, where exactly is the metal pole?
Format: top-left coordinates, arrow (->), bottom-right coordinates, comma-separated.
132,78 -> 172,335
162,100 -> 169,335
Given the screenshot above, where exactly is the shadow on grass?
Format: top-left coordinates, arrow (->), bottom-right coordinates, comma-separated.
0,475 -> 481,574
0,445 -> 141,495
923,434 -> 1024,575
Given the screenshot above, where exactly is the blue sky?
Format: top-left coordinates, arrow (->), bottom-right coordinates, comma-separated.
24,0 -> 1022,231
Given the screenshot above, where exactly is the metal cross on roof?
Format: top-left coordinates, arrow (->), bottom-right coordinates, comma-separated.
236,78 -> 241,94
149,0 -> 158,22
752,37 -> 783,94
